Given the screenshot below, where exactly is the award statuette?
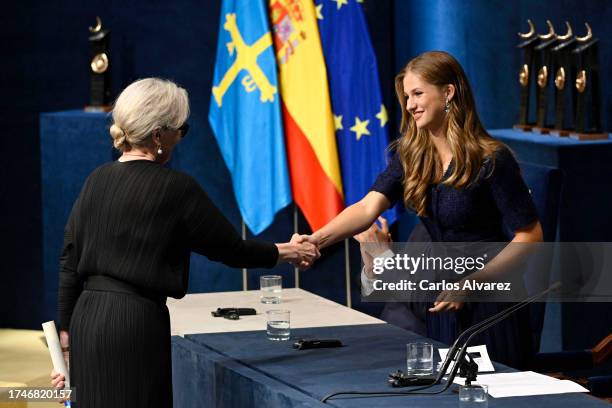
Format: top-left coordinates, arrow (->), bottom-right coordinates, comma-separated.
532,20 -> 559,134
569,23 -> 607,140
513,20 -> 540,131
85,16 -> 112,112
549,22 -> 575,137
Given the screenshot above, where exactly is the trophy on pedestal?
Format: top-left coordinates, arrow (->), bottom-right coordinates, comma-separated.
85,17 -> 112,112
569,23 -> 607,140
513,20 -> 540,131
549,22 -> 575,137
532,20 -> 559,134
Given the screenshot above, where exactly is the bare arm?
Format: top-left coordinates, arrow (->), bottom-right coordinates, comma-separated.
430,220 -> 544,313
468,220 -> 543,280
512,220 -> 544,243
465,220 -> 543,279
311,191 -> 391,249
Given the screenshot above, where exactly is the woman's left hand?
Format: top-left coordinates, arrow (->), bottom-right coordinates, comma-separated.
354,217 -> 392,258
429,287 -> 465,313
428,300 -> 464,313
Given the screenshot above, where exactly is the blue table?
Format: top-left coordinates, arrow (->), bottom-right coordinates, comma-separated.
171,324 -> 608,407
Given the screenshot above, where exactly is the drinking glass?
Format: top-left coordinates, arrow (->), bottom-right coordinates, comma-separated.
406,342 -> 433,376
260,275 -> 282,304
266,310 -> 290,341
459,384 -> 488,408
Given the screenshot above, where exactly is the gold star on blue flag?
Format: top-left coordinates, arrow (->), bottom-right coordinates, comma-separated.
315,0 -> 397,223
350,117 -> 370,140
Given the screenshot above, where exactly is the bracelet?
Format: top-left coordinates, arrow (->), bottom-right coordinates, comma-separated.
61,346 -> 70,353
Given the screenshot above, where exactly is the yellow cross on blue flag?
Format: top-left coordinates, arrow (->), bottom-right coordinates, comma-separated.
209,0 -> 291,234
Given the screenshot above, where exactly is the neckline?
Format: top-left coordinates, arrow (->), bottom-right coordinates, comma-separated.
116,159 -> 157,163
441,159 -> 454,180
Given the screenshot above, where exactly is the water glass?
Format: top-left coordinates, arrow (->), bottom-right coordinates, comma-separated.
266,310 -> 290,341
260,275 -> 282,304
459,384 -> 488,408
406,342 -> 433,376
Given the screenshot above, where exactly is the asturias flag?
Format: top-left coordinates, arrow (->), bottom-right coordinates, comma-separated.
315,0 -> 397,223
269,0 -> 344,232
209,0 -> 291,235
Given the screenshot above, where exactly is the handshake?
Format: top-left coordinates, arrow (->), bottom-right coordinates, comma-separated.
276,234 -> 320,270
275,217 -> 392,271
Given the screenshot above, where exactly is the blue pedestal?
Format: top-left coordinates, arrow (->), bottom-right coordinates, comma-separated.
40,110 -> 113,322
489,129 -> 612,241
490,129 -> 612,351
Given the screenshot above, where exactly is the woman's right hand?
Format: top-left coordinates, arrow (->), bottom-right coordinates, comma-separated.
50,330 -> 70,404
275,234 -> 320,270
50,369 -> 66,389
50,369 -> 69,404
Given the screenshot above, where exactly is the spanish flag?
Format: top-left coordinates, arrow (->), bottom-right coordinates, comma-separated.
269,0 -> 344,231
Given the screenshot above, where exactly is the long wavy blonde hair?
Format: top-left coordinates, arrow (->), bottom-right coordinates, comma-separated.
393,51 -> 503,216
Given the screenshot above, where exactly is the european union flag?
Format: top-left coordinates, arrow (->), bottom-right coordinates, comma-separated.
315,0 -> 397,223
209,0 -> 291,235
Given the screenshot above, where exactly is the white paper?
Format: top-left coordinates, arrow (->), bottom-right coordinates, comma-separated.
453,371 -> 589,398
42,321 -> 70,389
438,344 -> 495,373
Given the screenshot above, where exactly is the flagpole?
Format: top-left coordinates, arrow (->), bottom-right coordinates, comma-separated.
241,219 -> 247,291
293,204 -> 300,288
344,239 -> 352,308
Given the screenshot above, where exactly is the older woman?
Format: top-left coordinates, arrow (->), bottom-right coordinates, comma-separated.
51,78 -> 318,407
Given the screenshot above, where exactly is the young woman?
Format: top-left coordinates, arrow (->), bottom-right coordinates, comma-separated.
304,51 -> 543,368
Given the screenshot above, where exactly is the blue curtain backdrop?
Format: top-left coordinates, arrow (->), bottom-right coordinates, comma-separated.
1,0 -> 610,329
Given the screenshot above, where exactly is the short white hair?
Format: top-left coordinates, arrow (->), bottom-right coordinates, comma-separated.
109,78 -> 190,151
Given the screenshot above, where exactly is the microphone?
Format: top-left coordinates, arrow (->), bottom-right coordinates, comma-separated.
438,281 -> 561,391
321,282 -> 561,403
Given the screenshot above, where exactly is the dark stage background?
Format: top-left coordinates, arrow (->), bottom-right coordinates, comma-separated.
1,0 -> 610,351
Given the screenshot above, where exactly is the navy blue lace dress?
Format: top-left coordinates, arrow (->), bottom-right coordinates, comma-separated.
371,145 -> 538,369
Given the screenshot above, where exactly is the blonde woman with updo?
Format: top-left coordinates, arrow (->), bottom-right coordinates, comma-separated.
302,51 -> 543,369
50,78 -> 319,407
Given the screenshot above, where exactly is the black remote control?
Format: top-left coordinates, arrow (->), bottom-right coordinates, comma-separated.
388,370 -> 436,387
211,307 -> 256,318
293,339 -> 343,350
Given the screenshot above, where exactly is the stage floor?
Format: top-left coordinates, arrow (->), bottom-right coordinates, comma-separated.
0,329 -> 58,408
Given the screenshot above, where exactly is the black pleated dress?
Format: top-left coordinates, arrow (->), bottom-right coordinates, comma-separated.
371,145 -> 539,369
57,160 -> 278,407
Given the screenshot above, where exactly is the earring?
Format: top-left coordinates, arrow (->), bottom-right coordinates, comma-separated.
157,145 -> 163,155
444,99 -> 450,114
